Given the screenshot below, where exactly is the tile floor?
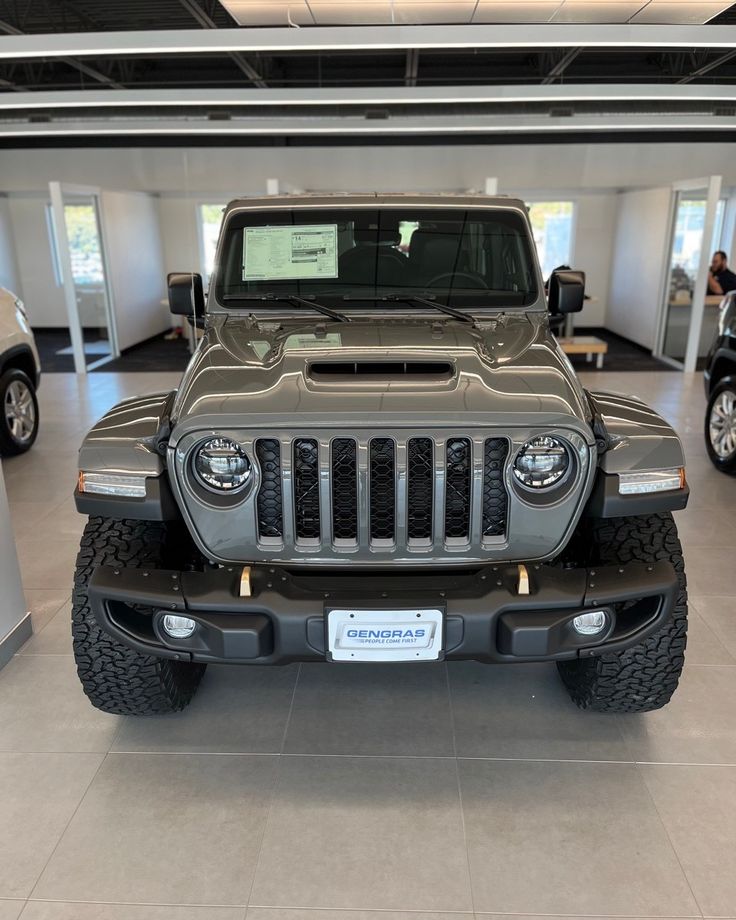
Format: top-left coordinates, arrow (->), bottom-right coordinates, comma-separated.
0,369 -> 735,920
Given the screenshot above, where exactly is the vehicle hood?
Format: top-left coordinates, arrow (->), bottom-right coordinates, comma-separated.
170,313 -> 592,442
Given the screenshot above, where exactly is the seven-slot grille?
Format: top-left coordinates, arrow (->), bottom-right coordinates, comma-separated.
254,434 -> 509,553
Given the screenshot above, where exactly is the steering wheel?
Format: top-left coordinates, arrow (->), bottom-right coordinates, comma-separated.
424,271 -> 489,289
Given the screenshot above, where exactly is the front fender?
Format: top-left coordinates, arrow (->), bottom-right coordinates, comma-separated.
75,390 -> 180,521
585,391 -> 688,517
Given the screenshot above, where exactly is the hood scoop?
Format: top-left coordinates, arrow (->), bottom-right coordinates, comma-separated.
308,360 -> 455,381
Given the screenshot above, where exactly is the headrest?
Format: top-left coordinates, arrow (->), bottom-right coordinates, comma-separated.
351,212 -> 401,246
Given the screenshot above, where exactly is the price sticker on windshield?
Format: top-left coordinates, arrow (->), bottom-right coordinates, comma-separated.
243,224 -> 339,281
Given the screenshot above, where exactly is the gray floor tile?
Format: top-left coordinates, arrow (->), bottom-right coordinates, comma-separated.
0,903 -> 23,920
247,912 -> 472,920
250,755 -> 472,911
0,753 -> 103,899
676,507 -> 736,549
22,590 -> 70,633
20,903 -> 245,919
684,546 -> 736,596
34,753 -> 277,907
640,763 -> 736,918
693,595 -> 736,659
0,656 -> 120,753
112,665 -> 299,754
448,661 -> 630,761
618,664 -> 736,764
19,605 -> 72,656
685,603 -> 736,666
283,663 -> 454,756
15,539 -> 78,592
458,759 -> 698,916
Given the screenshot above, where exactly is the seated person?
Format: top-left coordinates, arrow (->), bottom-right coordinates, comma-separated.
708,250 -> 736,296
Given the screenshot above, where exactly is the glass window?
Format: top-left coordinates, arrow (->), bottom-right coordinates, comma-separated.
526,201 -> 575,282
216,207 -> 538,309
198,203 -> 226,282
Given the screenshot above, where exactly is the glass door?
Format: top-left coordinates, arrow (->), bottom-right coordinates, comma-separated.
48,182 -> 117,373
656,176 -> 722,372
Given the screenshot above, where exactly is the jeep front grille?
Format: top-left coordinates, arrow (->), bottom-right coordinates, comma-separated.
253,433 -> 509,556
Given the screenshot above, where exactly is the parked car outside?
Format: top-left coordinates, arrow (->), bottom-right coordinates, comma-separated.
0,286 -> 40,455
704,290 -> 736,473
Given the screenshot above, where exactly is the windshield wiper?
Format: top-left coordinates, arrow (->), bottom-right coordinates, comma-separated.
343,293 -> 474,324
222,293 -> 349,323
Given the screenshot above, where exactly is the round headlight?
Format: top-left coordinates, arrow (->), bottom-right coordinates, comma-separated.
513,436 -> 570,489
194,437 -> 251,492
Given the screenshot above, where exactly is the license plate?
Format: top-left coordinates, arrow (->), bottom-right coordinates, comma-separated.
326,608 -> 444,662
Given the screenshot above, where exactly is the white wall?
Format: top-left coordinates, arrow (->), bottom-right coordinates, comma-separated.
606,186 -> 673,350
101,190 -> 168,351
0,196 -> 20,295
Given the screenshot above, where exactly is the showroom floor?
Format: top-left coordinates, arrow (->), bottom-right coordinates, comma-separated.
1,369 -> 735,920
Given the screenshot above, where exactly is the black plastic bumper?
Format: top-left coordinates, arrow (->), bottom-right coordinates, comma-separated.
87,559 -> 680,666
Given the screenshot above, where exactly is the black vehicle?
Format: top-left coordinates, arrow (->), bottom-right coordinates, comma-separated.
704,290 -> 736,473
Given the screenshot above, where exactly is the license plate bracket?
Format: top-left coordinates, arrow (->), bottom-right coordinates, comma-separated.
325,607 -> 445,662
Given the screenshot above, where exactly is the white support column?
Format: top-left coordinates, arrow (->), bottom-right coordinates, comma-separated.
0,461 -> 31,670
685,174 -> 722,374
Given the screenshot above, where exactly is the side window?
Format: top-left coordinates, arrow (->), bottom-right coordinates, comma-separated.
526,201 -> 575,280
198,203 -> 226,284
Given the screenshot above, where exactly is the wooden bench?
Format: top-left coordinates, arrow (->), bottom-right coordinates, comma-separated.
559,335 -> 609,369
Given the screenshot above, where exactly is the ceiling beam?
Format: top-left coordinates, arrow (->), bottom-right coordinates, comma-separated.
0,17 -> 124,88
405,48 -> 419,87
1,84 -> 734,110
1,112 -> 736,138
542,47 -> 582,84
677,48 -> 736,83
1,24 -> 736,60
177,0 -> 267,88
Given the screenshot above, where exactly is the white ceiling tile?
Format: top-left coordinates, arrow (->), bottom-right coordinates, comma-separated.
390,1 -> 478,24
218,1 -> 314,26
631,1 -> 735,23
473,1 -> 561,23
553,1 -> 649,23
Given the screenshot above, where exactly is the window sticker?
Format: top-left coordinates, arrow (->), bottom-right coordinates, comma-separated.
243,224 -> 339,281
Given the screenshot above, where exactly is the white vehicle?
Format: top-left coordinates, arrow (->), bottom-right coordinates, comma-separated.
0,287 -> 40,455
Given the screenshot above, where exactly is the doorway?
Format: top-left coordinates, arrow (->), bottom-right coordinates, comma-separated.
48,182 -> 118,373
655,176 -> 722,372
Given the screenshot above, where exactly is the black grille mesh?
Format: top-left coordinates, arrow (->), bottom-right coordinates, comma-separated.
293,438 -> 320,540
369,438 -> 396,541
483,438 -> 509,537
331,438 -> 358,541
445,438 -> 472,539
407,437 -> 433,540
255,439 -> 283,538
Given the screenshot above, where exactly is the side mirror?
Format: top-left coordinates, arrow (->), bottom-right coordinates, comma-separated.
168,272 -> 205,316
548,269 -> 585,314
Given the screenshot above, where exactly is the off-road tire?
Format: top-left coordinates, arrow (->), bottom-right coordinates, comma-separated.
557,512 -> 687,713
72,517 -> 206,715
0,367 -> 39,456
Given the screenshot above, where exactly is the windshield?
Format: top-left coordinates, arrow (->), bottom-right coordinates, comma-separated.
215,206 -> 538,309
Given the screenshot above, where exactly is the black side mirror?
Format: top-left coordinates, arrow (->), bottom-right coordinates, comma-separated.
548,270 -> 585,314
168,272 -> 205,316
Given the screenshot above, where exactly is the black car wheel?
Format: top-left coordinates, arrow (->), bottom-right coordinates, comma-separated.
0,367 -> 39,456
705,380 -> 736,474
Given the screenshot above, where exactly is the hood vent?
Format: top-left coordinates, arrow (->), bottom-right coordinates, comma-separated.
308,361 -> 454,379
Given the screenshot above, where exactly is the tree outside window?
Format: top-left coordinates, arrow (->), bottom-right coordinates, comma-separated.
199,204 -> 226,283
526,201 -> 574,282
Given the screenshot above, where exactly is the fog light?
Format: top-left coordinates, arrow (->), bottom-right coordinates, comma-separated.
572,610 -> 607,636
162,615 -> 196,639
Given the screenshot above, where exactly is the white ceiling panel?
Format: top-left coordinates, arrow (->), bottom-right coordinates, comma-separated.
632,2 -> 734,23
218,2 -> 314,27
472,2 -> 561,23
552,1 -> 649,23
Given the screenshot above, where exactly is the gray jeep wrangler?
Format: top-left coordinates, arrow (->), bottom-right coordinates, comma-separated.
72,194 -> 689,715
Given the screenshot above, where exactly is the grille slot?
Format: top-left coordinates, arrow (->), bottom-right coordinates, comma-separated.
407,437 -> 433,541
331,438 -> 358,541
483,438 -> 510,538
445,438 -> 472,540
255,439 -> 283,539
293,438 -> 320,541
369,438 -> 396,542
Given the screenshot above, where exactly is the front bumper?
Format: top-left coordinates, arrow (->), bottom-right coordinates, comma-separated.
87,560 -> 680,665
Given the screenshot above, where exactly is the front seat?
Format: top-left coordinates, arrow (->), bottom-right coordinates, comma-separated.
339,214 -> 408,287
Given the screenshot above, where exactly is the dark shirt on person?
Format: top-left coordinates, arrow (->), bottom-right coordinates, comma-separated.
714,268 -> 736,295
